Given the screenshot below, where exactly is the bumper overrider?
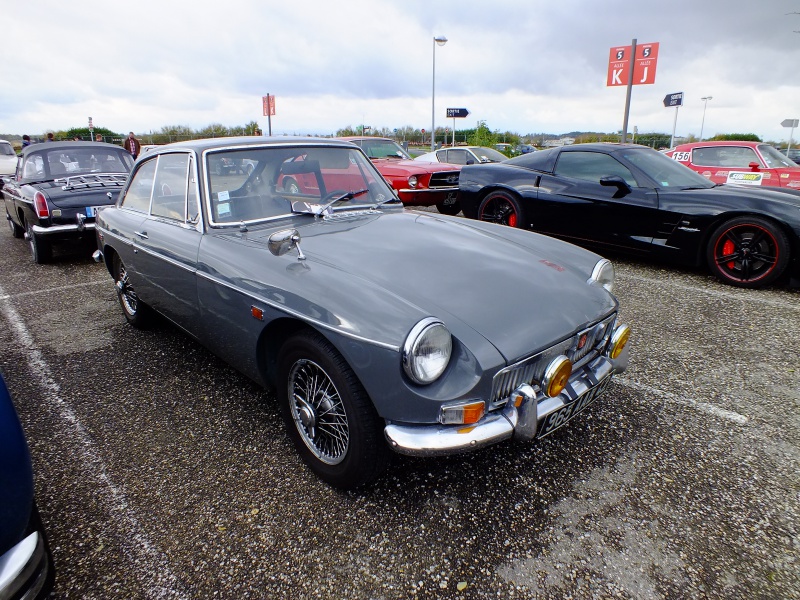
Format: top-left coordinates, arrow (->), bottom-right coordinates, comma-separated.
0,530 -> 53,599
385,324 -> 631,457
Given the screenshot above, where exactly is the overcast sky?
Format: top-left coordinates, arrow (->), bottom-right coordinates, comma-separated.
3,0 -> 799,143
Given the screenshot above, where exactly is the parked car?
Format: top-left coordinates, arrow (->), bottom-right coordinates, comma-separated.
782,148 -> 800,162
416,145 -> 508,166
0,373 -> 54,599
665,141 -> 800,189
514,144 -> 536,155
94,136 -> 631,489
459,143 -> 800,289
338,137 -> 461,215
0,140 -> 18,177
2,141 -> 134,263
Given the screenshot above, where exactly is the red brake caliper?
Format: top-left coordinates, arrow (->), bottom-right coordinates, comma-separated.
508,212 -> 517,228
722,239 -> 735,269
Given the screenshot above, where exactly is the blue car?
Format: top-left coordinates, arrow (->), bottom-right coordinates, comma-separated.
0,373 -> 54,598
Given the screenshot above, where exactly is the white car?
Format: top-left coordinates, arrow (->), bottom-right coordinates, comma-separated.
415,145 -> 508,166
0,140 -> 18,176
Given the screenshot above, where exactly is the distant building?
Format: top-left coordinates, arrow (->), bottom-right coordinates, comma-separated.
543,137 -> 575,147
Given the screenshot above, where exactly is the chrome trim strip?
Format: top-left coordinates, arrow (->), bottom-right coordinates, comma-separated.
398,187 -> 458,194
32,223 -> 95,234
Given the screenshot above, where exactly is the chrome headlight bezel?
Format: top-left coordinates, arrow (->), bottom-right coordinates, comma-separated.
408,175 -> 419,188
402,318 -> 452,385
589,258 -> 615,293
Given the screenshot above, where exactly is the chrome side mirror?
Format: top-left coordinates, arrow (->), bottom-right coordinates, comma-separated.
268,228 -> 306,260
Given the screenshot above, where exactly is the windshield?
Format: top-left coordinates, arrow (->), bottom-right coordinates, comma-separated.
472,147 -> 508,162
353,139 -> 411,160
758,144 -> 799,168
206,145 -> 397,225
622,147 -> 715,188
0,143 -> 15,156
22,146 -> 133,180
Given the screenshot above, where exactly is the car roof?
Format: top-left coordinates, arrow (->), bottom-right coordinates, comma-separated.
676,141 -> 761,148
21,141 -> 124,155
155,136 -> 356,153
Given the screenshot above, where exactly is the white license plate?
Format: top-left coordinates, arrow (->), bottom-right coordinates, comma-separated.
538,376 -> 613,438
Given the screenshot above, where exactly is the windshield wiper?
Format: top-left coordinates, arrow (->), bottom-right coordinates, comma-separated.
292,189 -> 370,217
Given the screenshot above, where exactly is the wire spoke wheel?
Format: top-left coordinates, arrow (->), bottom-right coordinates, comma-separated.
116,262 -> 139,317
707,217 -> 788,288
288,359 -> 349,465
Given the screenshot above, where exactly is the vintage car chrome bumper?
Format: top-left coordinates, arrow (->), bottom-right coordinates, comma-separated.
31,222 -> 95,235
398,186 -> 459,195
384,346 -> 629,457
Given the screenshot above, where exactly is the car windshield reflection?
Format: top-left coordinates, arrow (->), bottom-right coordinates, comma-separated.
622,148 -> 715,189
206,146 -> 397,225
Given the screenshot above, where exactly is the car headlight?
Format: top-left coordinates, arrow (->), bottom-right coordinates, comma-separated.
589,258 -> 614,293
408,175 -> 419,188
403,318 -> 452,384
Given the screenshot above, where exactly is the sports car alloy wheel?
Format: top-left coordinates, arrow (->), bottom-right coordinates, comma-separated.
288,359 -> 349,465
707,216 -> 789,288
478,191 -> 524,228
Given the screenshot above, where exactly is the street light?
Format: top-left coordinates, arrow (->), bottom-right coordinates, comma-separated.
431,35 -> 448,151
700,96 -> 713,140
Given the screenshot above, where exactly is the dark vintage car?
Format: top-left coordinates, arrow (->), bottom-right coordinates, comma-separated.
0,373 -> 54,599
2,141 -> 133,263
459,143 -> 800,289
94,136 -> 631,489
338,137 -> 462,215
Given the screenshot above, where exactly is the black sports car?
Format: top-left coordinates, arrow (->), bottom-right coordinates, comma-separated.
459,143 -> 800,288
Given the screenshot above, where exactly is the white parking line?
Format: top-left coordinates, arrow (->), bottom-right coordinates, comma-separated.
0,284 -> 188,600
617,272 -> 799,312
616,378 -> 749,425
0,279 -> 110,301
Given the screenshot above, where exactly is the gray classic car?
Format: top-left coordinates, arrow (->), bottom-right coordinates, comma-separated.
94,136 -> 630,489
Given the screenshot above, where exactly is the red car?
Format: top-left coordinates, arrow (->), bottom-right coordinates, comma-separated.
665,141 -> 800,189
339,137 -> 462,214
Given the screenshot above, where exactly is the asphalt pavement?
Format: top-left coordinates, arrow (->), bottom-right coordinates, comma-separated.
0,216 -> 797,599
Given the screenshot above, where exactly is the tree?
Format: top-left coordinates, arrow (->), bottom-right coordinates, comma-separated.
468,121 -> 498,147
710,133 -> 761,142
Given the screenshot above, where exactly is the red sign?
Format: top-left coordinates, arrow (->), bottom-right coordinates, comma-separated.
262,95 -> 276,116
607,42 -> 659,86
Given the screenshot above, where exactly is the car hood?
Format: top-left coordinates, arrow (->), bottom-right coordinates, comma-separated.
246,210 -> 616,362
370,158 -> 460,176
705,182 -> 800,205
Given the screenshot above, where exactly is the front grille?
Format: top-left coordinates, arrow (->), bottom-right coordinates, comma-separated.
489,314 -> 617,407
428,171 -> 460,188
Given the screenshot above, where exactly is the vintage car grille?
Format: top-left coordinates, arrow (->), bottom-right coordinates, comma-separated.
428,171 -> 460,188
489,314 -> 617,408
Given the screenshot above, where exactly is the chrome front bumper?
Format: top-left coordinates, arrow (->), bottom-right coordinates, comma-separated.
384,345 -> 629,457
0,532 -> 52,600
31,222 -> 95,235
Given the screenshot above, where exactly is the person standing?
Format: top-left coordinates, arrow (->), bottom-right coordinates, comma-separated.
123,131 -> 141,159
95,134 -> 103,142
46,133 -> 54,142
21,135 -> 31,148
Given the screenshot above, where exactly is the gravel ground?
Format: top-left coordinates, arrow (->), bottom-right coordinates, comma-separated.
0,215 -> 797,599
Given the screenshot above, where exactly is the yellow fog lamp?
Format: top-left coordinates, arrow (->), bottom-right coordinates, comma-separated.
440,401 -> 485,425
542,355 -> 572,398
609,324 -> 631,359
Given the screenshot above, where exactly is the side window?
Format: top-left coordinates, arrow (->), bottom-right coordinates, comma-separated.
151,154 -> 189,221
187,156 -> 199,222
120,159 -> 156,213
691,147 -> 759,168
443,149 -> 469,165
554,152 -> 638,187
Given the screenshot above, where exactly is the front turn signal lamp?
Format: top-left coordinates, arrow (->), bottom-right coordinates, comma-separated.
542,355 -> 572,398
440,401 -> 485,425
609,324 -> 631,359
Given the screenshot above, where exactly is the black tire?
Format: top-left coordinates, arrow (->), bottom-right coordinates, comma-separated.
26,220 -> 52,264
277,330 -> 390,489
436,199 -> 462,216
113,254 -> 152,328
706,216 -> 790,288
283,178 -> 300,194
7,211 -> 23,239
477,190 -> 525,228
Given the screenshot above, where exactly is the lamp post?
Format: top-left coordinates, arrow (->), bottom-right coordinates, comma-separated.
431,35 -> 448,151
700,96 -> 713,140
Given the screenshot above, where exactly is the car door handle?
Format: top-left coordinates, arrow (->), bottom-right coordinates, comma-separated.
134,230 -> 148,239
